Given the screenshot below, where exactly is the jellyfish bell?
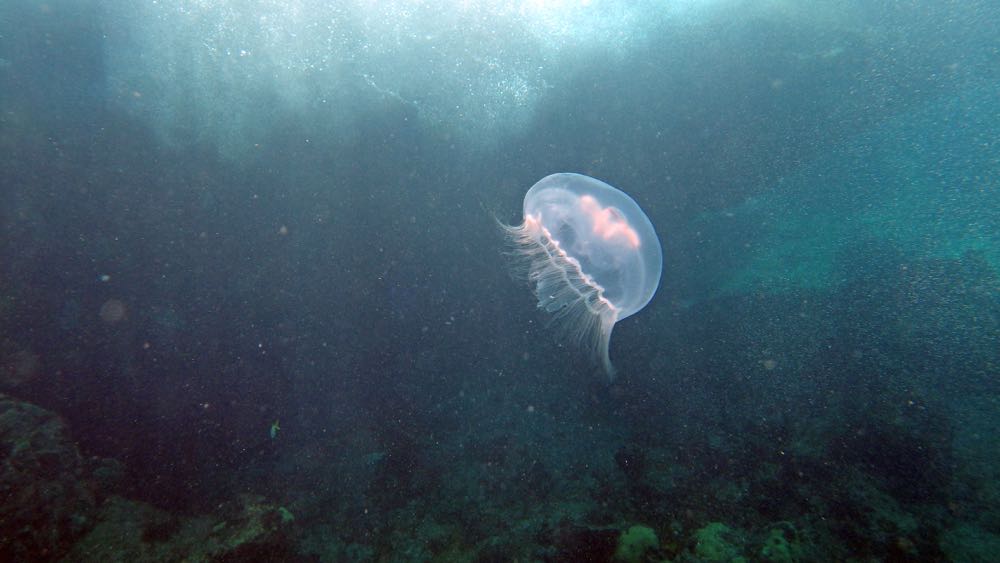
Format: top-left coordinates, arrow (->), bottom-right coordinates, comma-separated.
504,173 -> 663,380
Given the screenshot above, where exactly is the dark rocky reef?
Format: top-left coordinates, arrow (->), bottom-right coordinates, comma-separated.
0,395 -> 302,562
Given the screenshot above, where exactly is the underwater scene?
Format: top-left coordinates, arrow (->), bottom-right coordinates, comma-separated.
1,1 -> 998,561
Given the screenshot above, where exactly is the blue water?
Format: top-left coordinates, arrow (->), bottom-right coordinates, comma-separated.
1,1 -> 998,560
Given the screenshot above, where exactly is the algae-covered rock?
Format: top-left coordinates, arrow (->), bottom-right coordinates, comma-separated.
278,506 -> 295,524
0,344 -> 42,389
759,525 -> 801,563
694,522 -> 745,562
0,394 -> 100,561
614,525 -> 659,563
63,494 -> 301,562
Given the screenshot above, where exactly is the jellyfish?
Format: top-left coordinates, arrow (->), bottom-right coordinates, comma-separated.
504,173 -> 662,380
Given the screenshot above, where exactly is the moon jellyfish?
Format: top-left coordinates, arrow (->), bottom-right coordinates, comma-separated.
504,173 -> 663,380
